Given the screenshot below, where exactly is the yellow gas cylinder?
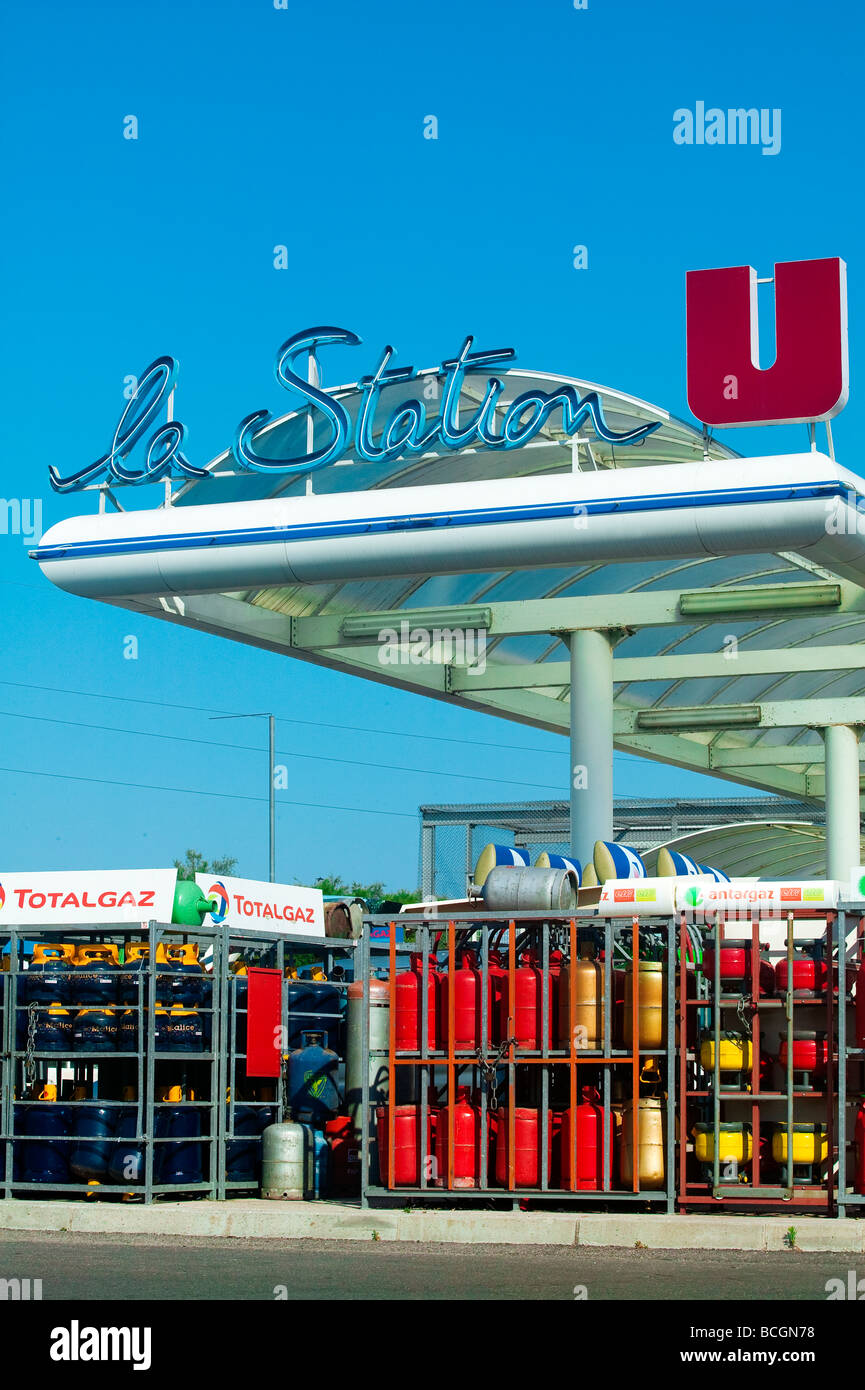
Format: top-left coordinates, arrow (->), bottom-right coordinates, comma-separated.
557,941 -> 604,1049
699,1033 -> 753,1072
620,1097 -> 666,1189
623,962 -> 666,1048
157,1083 -> 196,1102
771,1123 -> 827,1165
693,1122 -> 753,1168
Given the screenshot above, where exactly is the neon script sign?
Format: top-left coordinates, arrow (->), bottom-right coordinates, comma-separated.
49,326 -> 661,493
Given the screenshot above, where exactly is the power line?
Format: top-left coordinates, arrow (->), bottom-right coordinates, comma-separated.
0,707 -> 566,792
0,677 -> 649,764
0,765 -> 417,820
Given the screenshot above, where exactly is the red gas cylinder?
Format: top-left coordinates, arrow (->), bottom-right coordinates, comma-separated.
375,1104 -> 438,1186
324,1115 -> 359,1195
499,952 -> 551,1050
759,1047 -> 775,1091
778,1031 -> 829,1079
487,950 -> 507,1044
775,950 -> 827,996
548,948 -> 564,1044
395,954 -> 439,1052
493,1107 -> 553,1188
855,1100 -> 865,1196
560,1087 -> 615,1191
703,945 -> 775,996
434,1085 -> 481,1188
440,950 -> 484,1050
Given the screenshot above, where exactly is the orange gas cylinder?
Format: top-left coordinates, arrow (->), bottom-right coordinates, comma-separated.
560,1086 -> 614,1190
375,1103 -> 438,1186
557,942 -> 604,1051
623,962 -> 666,1048
434,1085 -> 481,1188
395,954 -> 439,1052
493,1107 -> 553,1188
613,968 -> 626,1047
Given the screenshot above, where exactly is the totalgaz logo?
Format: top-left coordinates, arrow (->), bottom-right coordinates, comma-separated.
206,880 -> 229,924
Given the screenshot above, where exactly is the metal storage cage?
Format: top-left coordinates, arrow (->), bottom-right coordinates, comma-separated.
678,911 -> 837,1211
834,903 -> 864,1219
219,927 -> 355,1200
0,922 -> 357,1203
1,922 -> 222,1202
358,912 -> 678,1211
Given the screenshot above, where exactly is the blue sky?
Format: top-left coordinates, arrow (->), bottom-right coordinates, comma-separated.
2,0 -> 862,889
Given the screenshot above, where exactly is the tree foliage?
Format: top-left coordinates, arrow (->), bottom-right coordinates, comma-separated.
174,849 -> 238,881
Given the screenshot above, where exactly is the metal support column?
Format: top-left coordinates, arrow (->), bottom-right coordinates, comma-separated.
824,724 -> 861,882
568,629 -> 614,860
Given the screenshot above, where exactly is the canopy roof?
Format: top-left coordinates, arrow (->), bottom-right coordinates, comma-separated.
75,365 -> 865,806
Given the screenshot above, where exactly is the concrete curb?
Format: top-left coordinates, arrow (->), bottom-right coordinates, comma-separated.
1,1200 -> 865,1251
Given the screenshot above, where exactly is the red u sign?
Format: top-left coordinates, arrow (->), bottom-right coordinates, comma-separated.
686,257 -> 848,427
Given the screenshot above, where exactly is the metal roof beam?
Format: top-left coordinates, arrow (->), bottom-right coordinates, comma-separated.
617,732 -> 811,798
289,582 -> 863,649
617,698 -> 865,733
449,643 -> 865,691
709,744 -> 829,768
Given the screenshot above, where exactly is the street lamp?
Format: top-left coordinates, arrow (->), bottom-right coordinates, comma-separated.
210,712 -> 276,882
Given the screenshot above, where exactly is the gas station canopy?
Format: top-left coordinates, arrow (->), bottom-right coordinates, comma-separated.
34,364 -> 865,873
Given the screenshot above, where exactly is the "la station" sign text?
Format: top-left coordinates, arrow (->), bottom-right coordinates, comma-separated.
50,326 -> 660,494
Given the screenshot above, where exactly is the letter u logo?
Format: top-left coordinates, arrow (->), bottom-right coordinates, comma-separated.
686,257 -> 848,427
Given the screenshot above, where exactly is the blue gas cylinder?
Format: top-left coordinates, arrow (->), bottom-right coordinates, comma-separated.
226,1104 -> 260,1184
158,1005 -> 203,1052
231,972 -> 248,1053
117,1008 -> 139,1053
287,975 -> 344,1052
73,1007 -> 118,1052
20,1103 -> 71,1184
199,975 -> 213,1047
156,1106 -> 203,1185
70,1105 -> 117,1180
71,945 -> 120,1005
108,1108 -> 145,1185
35,1001 -> 74,1052
118,943 -> 152,1004
31,1000 -> 74,1050
24,944 -> 76,1004
288,1031 -> 340,1125
119,1005 -> 169,1051
159,944 -> 205,1006
307,1124 -> 330,1198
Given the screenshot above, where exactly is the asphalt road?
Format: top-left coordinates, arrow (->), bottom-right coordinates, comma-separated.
0,1230 -> 862,1301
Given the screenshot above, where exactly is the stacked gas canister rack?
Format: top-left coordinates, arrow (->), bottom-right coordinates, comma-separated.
834,904 -> 865,1217
0,909 -> 357,1202
0,920 -> 222,1201
357,911 -> 677,1209
678,911 -> 840,1210
221,924 -> 355,1200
